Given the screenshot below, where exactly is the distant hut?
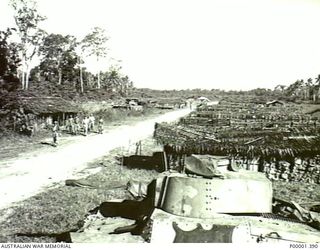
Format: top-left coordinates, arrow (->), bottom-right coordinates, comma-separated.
265,100 -> 284,107
196,96 -> 220,110
125,98 -> 139,105
17,97 -> 80,126
206,99 -> 220,106
197,96 -> 210,103
156,98 -> 183,109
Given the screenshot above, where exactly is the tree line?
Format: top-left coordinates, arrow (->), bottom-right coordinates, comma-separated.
273,76 -> 320,103
1,1 -> 319,103
0,0 -> 134,95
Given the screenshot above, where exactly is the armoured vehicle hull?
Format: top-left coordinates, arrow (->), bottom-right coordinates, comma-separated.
149,155 -> 320,243
150,208 -> 320,243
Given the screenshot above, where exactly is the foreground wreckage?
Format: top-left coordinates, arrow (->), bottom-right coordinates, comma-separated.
71,154 -> 320,243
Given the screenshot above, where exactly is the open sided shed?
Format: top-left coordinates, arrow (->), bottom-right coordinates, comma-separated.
17,97 -> 81,124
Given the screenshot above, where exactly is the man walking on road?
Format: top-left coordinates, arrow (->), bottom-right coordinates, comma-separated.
98,116 -> 104,134
74,116 -> 80,135
52,121 -> 59,145
89,114 -> 95,132
82,116 -> 89,136
68,115 -> 75,134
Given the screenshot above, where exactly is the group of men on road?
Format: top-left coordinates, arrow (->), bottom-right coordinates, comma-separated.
52,114 -> 104,145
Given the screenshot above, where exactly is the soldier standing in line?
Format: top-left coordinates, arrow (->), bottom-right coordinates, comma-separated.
65,117 -> 70,133
74,116 -> 80,135
52,121 -> 59,145
82,116 -> 89,136
68,115 -> 75,134
88,114 -> 95,132
98,116 -> 104,134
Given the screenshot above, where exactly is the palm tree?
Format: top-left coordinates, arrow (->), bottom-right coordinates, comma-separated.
306,78 -> 313,100
314,74 -> 320,102
298,79 -> 309,100
315,74 -> 320,85
274,84 -> 286,92
279,85 -> 286,92
286,80 -> 302,96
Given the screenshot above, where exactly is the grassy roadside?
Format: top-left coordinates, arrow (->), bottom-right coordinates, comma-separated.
0,112 -> 319,243
0,107 -> 167,242
0,108 -> 165,161
0,137 -> 161,243
1,136 -> 319,243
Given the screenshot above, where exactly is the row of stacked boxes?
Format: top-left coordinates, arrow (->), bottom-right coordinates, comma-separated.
234,158 -> 320,184
264,158 -> 320,184
166,154 -> 320,184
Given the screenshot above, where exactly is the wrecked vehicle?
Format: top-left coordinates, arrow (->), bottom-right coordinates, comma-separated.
72,154 -> 320,243
145,155 -> 320,243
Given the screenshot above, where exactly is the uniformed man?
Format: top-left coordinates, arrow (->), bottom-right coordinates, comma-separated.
52,121 -> 59,145
82,116 -> 89,136
74,116 -> 80,135
68,115 -> 75,134
98,116 -> 104,134
88,114 -> 95,132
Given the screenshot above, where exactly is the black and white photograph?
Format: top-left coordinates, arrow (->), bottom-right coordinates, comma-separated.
0,0 -> 320,247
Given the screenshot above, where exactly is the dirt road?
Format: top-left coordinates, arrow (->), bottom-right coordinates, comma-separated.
0,108 -> 191,210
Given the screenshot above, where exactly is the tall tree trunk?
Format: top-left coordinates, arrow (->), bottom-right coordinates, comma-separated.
21,55 -> 26,89
96,57 -> 100,89
120,81 -> 123,95
79,56 -> 84,93
21,71 -> 25,90
25,67 -> 30,90
88,76 -> 92,88
97,71 -> 100,89
58,69 -> 62,85
80,66 -> 84,93
57,59 -> 62,85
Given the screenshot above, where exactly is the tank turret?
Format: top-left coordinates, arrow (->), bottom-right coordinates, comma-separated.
149,154 -> 320,243
70,154 -> 320,243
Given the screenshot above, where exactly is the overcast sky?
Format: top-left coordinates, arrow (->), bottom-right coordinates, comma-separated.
1,0 -> 320,90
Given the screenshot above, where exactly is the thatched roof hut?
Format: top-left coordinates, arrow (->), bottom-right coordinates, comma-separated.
266,100 -> 284,107
16,97 -> 79,115
154,123 -> 320,159
7,96 -> 82,125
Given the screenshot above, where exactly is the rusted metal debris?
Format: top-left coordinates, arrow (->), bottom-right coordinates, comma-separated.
71,154 -> 320,243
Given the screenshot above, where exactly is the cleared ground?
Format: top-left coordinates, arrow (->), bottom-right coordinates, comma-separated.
0,108 -> 191,211
0,106 -> 319,243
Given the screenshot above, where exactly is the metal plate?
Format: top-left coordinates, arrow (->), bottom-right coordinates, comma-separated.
150,209 -> 320,243
159,174 -> 272,217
